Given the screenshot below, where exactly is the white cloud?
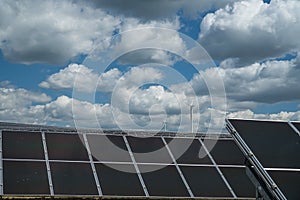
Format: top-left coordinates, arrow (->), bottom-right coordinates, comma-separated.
228,109 -> 300,121
90,0 -> 242,20
39,64 -> 122,92
199,0 -> 300,65
186,54 -> 300,108
110,17 -> 184,66
0,87 -> 51,109
0,0 -> 121,65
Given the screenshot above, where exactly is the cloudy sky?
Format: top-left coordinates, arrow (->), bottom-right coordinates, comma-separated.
1,0 -> 300,133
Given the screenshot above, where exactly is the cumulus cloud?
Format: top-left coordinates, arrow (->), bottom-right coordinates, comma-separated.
110,18 -> 184,66
199,0 -> 300,65
0,87 -> 51,124
89,0 -> 242,20
227,109 -> 300,121
185,54 -> 300,107
0,87 -> 51,109
39,64 -> 122,92
0,0 -> 121,65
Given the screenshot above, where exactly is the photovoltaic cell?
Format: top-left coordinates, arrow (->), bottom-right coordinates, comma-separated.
2,131 -> 44,159
95,163 -> 144,196
3,161 -> 49,194
46,133 -> 89,161
220,167 -> 256,198
127,136 -> 172,163
229,119 -> 300,168
50,162 -> 98,195
180,166 -> 231,197
207,139 -> 245,165
87,135 -> 131,162
139,165 -> 189,197
166,138 -> 211,164
267,170 -> 300,199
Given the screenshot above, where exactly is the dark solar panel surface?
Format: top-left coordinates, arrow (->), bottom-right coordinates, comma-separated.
2,131 -> 44,159
220,167 -> 256,197
128,136 -> 172,163
3,161 -> 49,194
228,119 -> 300,200
50,162 -> 98,195
0,124 -> 254,198
139,165 -> 189,197
267,170 -> 300,200
208,139 -> 245,165
166,138 -> 212,164
181,166 -> 231,197
46,133 -> 89,161
95,163 -> 144,196
229,119 -> 300,168
88,135 -> 131,162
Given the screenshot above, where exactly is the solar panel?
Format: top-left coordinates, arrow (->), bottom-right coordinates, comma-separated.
46,133 -> 89,161
95,163 -> 145,196
267,170 -> 300,200
127,136 -> 173,164
220,167 -> 256,197
180,166 -> 232,197
208,139 -> 246,165
50,162 -> 98,195
166,138 -> 212,164
228,119 -> 300,168
87,135 -> 131,162
2,131 -> 44,159
0,122 -> 255,199
227,119 -> 300,200
139,164 -> 189,197
3,161 -> 49,194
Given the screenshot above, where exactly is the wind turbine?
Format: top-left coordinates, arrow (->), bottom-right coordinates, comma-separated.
162,120 -> 167,132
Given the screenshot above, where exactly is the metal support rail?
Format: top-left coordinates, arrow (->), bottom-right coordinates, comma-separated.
198,138 -> 237,198
225,119 -> 287,200
41,131 -> 54,196
161,137 -> 194,198
123,135 -> 149,197
83,134 -> 103,196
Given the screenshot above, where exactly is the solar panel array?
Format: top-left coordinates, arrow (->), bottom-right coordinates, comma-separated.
227,119 -> 300,200
0,122 -> 256,198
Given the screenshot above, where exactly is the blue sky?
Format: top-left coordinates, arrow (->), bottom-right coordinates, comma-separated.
1,0 -> 300,132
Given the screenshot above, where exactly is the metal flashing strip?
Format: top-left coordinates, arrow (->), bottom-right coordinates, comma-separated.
41,131 -> 54,196
226,118 -> 287,200
123,135 -> 149,197
288,121 -> 300,136
161,137 -> 194,198
198,138 -> 237,198
83,133 -> 103,196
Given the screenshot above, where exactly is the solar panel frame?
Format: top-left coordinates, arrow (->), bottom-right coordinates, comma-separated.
226,118 -> 291,200
2,130 -> 45,159
267,169 -> 300,200
50,161 -> 99,195
46,132 -> 90,161
0,121 -> 262,199
228,119 -> 300,168
3,160 -> 50,195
